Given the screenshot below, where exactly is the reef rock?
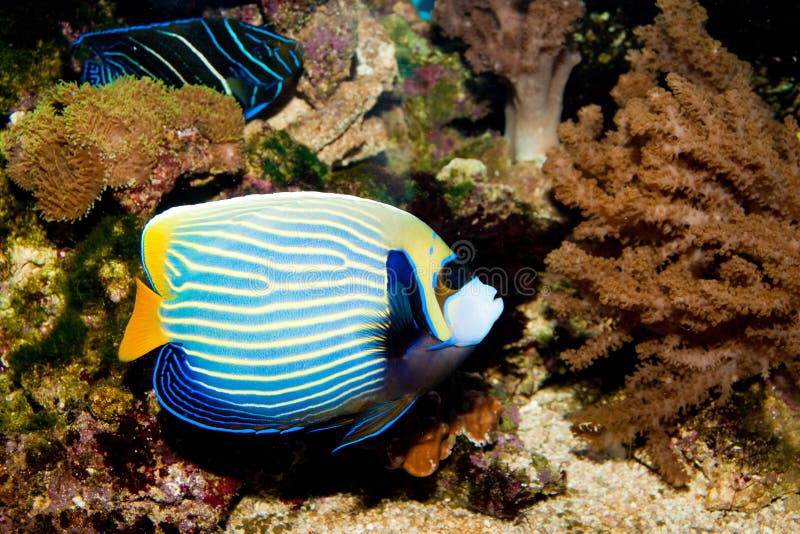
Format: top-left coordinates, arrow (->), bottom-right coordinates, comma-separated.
264,5 -> 397,167
0,403 -> 241,532
388,391 -> 504,478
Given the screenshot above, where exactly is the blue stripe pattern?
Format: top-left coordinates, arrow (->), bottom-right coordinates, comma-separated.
74,18 -> 302,119
146,194 -> 418,432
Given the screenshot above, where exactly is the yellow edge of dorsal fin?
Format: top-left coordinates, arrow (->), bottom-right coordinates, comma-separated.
119,279 -> 169,362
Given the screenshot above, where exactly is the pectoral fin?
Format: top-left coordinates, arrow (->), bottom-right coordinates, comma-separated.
332,394 -> 418,452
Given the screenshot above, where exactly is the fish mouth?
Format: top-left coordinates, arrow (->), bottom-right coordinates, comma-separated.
442,277 -> 504,347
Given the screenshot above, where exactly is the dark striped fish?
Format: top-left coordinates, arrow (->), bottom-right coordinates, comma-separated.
119,193 -> 503,450
73,18 -> 302,119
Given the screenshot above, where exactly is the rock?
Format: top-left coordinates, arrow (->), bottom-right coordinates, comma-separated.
267,6 -> 397,167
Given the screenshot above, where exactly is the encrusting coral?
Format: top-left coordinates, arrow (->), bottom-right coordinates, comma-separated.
1,77 -> 244,221
389,391 -> 503,477
433,0 -> 584,163
543,0 -> 800,486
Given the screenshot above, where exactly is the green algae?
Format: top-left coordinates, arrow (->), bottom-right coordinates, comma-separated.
66,216 -> 141,312
248,128 -> 329,190
88,382 -> 136,423
434,158 -> 483,212
0,170 -> 74,432
238,512 -> 299,534
6,215 -> 141,379
327,161 -> 413,204
0,39 -> 65,115
63,216 -> 141,368
0,374 -> 36,433
4,272 -> 60,342
685,381 -> 800,511
0,371 -> 65,434
24,433 -> 67,471
382,14 -> 463,84
8,311 -> 87,376
21,408 -> 61,432
0,172 -> 66,360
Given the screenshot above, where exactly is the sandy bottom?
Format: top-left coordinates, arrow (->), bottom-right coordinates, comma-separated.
225,387 -> 799,533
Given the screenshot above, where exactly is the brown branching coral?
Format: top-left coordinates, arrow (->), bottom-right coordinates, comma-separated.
543,0 -> 800,487
1,77 -> 244,221
433,0 -> 584,163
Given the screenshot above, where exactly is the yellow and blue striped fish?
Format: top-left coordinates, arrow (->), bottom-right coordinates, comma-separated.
74,18 -> 302,119
119,193 -> 503,449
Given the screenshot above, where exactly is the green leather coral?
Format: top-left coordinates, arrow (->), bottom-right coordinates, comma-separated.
1,77 -> 244,221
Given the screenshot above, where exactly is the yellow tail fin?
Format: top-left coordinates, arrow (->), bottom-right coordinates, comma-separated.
119,279 -> 169,362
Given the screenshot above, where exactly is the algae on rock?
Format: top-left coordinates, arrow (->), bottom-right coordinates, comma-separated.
380,14 -> 489,176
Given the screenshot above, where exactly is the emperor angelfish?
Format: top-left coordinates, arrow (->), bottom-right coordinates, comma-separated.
119,193 -> 503,450
73,18 -> 302,119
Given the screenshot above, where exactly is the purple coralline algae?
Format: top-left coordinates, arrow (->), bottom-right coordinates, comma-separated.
0,404 -> 241,532
379,13 -> 489,175
296,0 -> 358,105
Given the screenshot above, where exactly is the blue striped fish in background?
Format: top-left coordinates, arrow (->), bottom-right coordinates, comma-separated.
73,18 -> 302,119
411,0 -> 436,20
119,193 -> 503,450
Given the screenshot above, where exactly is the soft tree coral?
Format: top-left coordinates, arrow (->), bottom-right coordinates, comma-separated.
619,0 -> 751,97
1,77 -> 244,221
433,0 -> 584,163
543,0 -> 800,486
